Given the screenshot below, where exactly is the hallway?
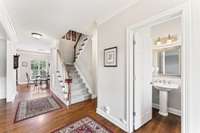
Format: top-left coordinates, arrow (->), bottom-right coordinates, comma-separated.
0,85 -> 124,133
0,85 -> 181,133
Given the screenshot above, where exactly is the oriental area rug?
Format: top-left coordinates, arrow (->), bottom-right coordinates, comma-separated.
14,96 -> 61,122
53,117 -> 113,133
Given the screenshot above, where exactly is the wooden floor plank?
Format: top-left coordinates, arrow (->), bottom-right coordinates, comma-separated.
0,85 -> 180,133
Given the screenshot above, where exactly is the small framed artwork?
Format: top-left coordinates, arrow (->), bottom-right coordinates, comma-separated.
22,61 -> 28,67
104,47 -> 117,67
13,54 -> 20,69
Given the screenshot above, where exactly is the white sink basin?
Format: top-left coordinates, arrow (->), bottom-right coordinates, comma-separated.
153,82 -> 179,91
152,78 -> 180,116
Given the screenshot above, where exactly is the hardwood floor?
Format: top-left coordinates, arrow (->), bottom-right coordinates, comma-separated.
0,85 -> 180,133
135,109 -> 181,133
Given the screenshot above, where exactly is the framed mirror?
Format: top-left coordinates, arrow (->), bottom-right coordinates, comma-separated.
154,46 -> 181,77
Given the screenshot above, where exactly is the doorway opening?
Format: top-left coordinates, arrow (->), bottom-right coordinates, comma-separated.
126,6 -> 189,133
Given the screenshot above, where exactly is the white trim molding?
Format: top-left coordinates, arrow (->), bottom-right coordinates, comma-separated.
6,41 -> 17,103
126,3 -> 190,133
152,103 -> 181,116
96,108 -> 128,132
18,81 -> 28,85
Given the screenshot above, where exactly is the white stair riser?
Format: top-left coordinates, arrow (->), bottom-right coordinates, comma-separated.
71,83 -> 85,89
71,95 -> 91,104
72,79 -> 82,84
71,89 -> 88,96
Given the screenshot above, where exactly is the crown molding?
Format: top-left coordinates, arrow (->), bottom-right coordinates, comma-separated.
96,0 -> 139,26
0,0 -> 18,41
16,48 -> 50,55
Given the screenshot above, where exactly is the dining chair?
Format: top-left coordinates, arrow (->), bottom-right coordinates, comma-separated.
26,73 -> 36,88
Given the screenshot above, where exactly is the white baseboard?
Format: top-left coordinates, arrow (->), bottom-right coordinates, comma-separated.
18,81 -> 28,85
91,94 -> 97,99
152,103 -> 181,116
6,90 -> 17,103
96,108 -> 128,132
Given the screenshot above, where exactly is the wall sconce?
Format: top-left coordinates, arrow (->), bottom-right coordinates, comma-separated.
155,34 -> 178,45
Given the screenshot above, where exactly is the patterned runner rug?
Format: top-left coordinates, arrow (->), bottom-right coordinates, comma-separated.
53,117 -> 113,133
14,96 -> 61,122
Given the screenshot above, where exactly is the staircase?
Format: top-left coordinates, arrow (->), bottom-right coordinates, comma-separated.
52,34 -> 91,106
74,35 -> 88,62
66,65 -> 91,104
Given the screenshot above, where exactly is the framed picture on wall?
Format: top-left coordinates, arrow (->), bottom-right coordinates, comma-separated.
104,47 -> 117,67
13,54 -> 20,69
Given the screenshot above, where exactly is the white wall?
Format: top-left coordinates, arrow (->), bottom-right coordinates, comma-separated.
17,50 -> 50,84
151,17 -> 182,41
59,39 -> 76,64
0,22 -> 6,99
50,47 -> 58,90
0,39 -> 6,99
189,0 -> 200,132
151,17 -> 182,112
6,41 -> 17,102
97,0 -> 186,131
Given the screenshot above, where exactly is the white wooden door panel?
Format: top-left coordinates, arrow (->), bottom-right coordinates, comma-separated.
134,27 -> 152,130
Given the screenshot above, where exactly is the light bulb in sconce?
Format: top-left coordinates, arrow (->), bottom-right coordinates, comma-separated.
155,67 -> 159,73
156,37 -> 161,45
167,34 -> 172,44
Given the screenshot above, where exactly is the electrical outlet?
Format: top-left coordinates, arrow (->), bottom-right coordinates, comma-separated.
119,118 -> 126,124
103,106 -> 110,114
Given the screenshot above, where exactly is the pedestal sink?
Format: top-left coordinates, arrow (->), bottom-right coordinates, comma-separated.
153,80 -> 180,116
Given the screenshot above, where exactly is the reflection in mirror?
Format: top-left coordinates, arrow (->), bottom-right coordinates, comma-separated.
165,48 -> 180,76
156,46 -> 181,77
158,52 -> 163,74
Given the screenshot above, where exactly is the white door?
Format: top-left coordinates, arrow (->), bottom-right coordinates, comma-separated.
134,27 -> 152,130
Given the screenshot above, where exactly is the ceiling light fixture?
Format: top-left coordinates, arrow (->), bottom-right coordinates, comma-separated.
31,32 -> 42,39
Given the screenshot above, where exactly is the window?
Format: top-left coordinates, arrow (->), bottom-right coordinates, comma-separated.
31,60 -> 48,79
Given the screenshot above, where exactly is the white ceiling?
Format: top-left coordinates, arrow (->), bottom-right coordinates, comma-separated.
3,0 -> 138,40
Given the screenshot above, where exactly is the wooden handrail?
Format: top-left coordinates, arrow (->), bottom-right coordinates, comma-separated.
74,33 -> 82,62
65,78 -> 72,105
